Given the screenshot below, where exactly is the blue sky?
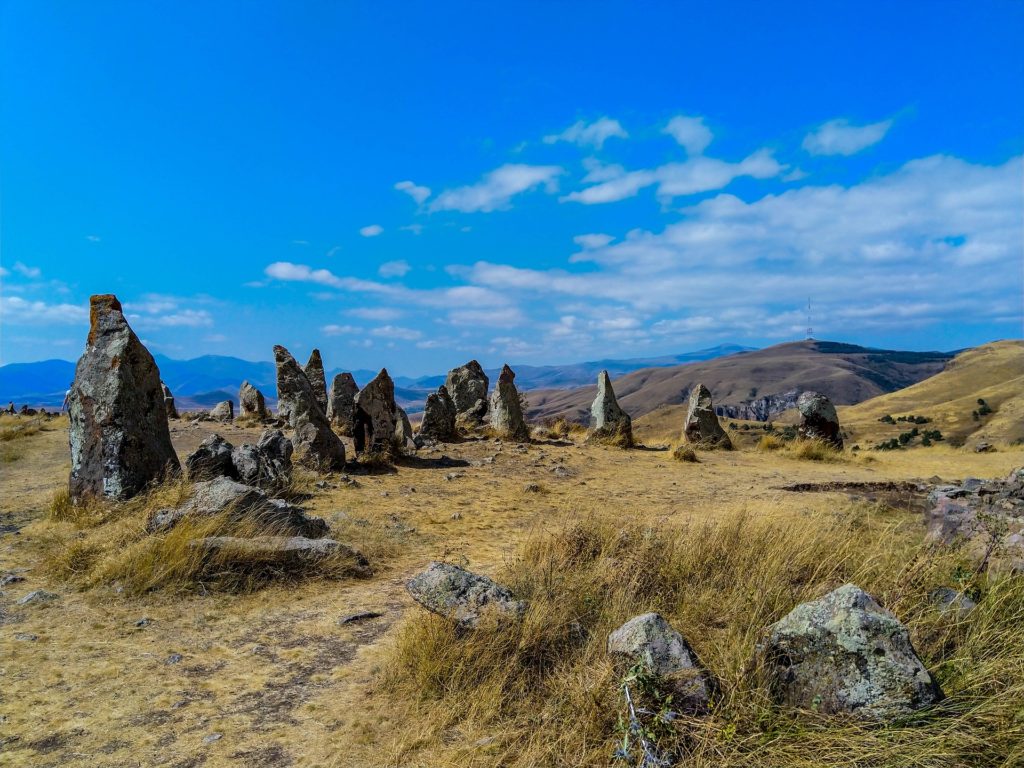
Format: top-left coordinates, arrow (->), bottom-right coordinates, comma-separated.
1,1 -> 1022,375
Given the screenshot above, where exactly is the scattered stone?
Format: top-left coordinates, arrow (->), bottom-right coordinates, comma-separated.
406,562 -> 526,629
974,441 -> 994,453
162,382 -> 178,419
238,381 -> 268,420
450,512 -> 462,520
445,360 -> 490,428
185,434 -> 237,481
68,294 -> 181,501
928,587 -> 977,618
419,385 -> 457,442
683,384 -> 732,449
16,590 -> 58,606
339,610 -> 384,625
444,472 -> 464,481
14,633 -> 39,642
353,368 -> 398,456
210,400 -> 234,422
189,535 -> 368,571
608,612 -> 714,714
0,574 -> 26,587
755,583 -> 942,719
488,365 -> 530,442
135,617 -> 153,628
203,733 -> 223,744
550,466 -> 573,478
588,370 -> 633,447
327,372 -> 359,435
165,653 -> 183,665
303,349 -> 329,414
523,482 -> 541,493
274,345 -> 346,470
796,391 -> 843,449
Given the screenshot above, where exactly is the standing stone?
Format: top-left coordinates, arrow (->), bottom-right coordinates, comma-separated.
353,368 -> 397,455
394,406 -> 417,452
161,382 -> 178,420
418,385 -> 457,442
303,349 -> 329,414
238,381 -> 268,420
273,345 -> 345,470
327,373 -> 359,435
683,384 -> 732,449
755,584 -> 942,719
68,294 -> 181,500
488,364 -> 530,442
797,391 -> 844,449
210,400 -> 234,422
445,360 -> 489,428
588,370 -> 633,446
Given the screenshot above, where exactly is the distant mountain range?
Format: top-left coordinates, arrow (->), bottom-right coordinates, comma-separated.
0,343 -> 752,413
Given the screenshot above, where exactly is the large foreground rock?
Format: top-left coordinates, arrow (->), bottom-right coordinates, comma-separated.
274,345 -> 346,470
608,613 -> 714,714
755,584 -> 942,719
488,364 -> 530,442
406,562 -> 526,629
683,384 -> 732,449
238,381 -> 268,420
327,373 -> 359,435
353,368 -> 397,455
189,535 -> 368,571
303,349 -> 329,414
445,360 -> 489,427
69,294 -> 181,500
797,391 -> 843,449
418,385 -> 457,441
588,370 -> 632,446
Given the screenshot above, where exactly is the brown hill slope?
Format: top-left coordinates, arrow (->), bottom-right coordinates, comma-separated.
528,339 -> 953,425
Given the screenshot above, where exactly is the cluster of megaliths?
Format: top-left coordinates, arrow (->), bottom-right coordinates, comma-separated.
65,294 -> 841,502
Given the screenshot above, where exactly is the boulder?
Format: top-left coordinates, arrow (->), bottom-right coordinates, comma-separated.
755,583 -> 942,719
488,364 -> 530,442
185,434 -> 237,481
303,349 -> 329,414
797,391 -> 843,449
232,428 -> 293,489
327,373 -> 359,435
406,562 -> 526,629
238,381 -> 268,420
418,385 -> 457,442
353,368 -> 397,455
189,535 -> 368,571
588,370 -> 633,446
161,382 -> 178,419
68,294 -> 181,500
445,360 -> 489,426
683,384 -> 732,449
607,613 -> 714,714
394,405 -> 417,452
210,400 -> 234,422
274,345 -> 346,470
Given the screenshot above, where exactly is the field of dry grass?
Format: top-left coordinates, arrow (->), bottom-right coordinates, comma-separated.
1,411 -> 1022,767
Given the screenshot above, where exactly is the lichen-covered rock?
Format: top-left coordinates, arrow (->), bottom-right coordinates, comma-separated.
274,345 -> 345,470
394,405 -> 417,452
233,428 -> 293,489
488,364 -> 530,442
327,373 -> 359,435
353,368 -> 397,456
756,584 -> 942,719
303,349 -> 329,414
238,381 -> 268,420
418,385 -> 457,441
189,535 -> 367,571
588,370 -> 632,446
406,562 -> 526,629
683,384 -> 731,449
210,400 -> 234,422
445,360 -> 489,427
185,434 -> 237,481
68,294 -> 181,500
797,391 -> 843,449
162,382 -> 178,420
608,613 -> 714,714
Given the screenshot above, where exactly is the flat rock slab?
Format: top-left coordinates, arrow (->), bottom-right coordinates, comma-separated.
189,536 -> 368,570
406,562 -> 525,629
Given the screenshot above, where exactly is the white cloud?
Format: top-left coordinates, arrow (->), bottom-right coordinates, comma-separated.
360,224 -> 384,237
322,323 -> 362,336
85,235 -> 101,242
0,266 -> 8,277
12,262 -> 41,279
129,309 -> 213,328
543,117 -> 628,149
401,224 -> 424,235
0,296 -> 88,324
349,306 -> 403,321
379,260 -> 411,278
663,115 -> 713,154
574,233 -> 615,250
802,118 -> 893,156
447,306 -> 524,327
394,180 -> 431,204
431,164 -> 564,212
203,333 -> 228,343
370,324 -> 422,340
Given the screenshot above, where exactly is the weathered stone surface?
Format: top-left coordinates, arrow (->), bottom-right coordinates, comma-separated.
394,405 -> 417,452
588,370 -> 633,446
210,400 -> 234,422
756,583 -> 942,719
233,429 -> 293,489
69,294 -> 181,501
303,349 -> 329,414
185,434 -> 237,481
797,391 -> 843,449
489,364 -> 530,442
406,562 -> 526,629
418,385 -> 457,441
274,345 -> 346,470
161,382 -> 178,419
682,384 -> 732,449
327,373 -> 359,435
353,368 -> 397,455
189,535 -> 367,570
929,587 -> 977,618
17,590 -> 59,606
238,381 -> 268,420
608,613 -> 714,714
445,360 -> 489,426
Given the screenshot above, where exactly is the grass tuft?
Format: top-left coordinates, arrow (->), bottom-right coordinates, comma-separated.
672,446 -> 699,463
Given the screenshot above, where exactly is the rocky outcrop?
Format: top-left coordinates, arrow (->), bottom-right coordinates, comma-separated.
68,294 -> 181,501
183,430 -> 292,489
445,360 -> 489,427
238,381 -> 268,420
418,385 -> 457,442
161,382 -> 178,420
719,389 -> 800,422
189,535 -> 367,571
303,349 -> 329,414
488,364 -> 530,442
327,373 -> 359,435
588,370 -> 632,446
683,384 -> 732,449
210,400 -> 234,422
353,368 -> 397,456
608,613 -> 714,714
274,345 -> 346,470
406,562 -> 526,629
797,391 -> 843,449
755,584 -> 942,719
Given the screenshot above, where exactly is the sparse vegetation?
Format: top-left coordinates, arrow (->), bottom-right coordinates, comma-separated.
672,446 -> 698,462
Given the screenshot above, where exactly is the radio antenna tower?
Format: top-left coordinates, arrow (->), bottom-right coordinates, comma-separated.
805,298 -> 813,340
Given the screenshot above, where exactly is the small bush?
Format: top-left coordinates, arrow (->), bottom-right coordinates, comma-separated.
672,446 -> 698,463
756,435 -> 785,452
789,439 -> 844,462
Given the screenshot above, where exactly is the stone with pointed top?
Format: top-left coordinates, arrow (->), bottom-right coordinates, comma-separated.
303,349 -> 329,414
274,345 -> 345,470
327,372 -> 359,435
588,370 -> 633,446
489,364 -> 530,442
683,384 -> 732,449
445,360 -> 489,427
354,368 -> 398,455
418,385 -> 457,442
238,381 -> 268,420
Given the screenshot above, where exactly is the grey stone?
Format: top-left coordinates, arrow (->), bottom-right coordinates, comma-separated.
683,384 -> 732,449
68,294 -> 181,501
303,349 -> 329,414
756,584 -> 942,719
339,611 -> 384,625
929,587 -> 977,618
189,535 -> 367,570
327,373 -> 359,435
16,589 -> 58,606
162,382 -> 178,419
274,345 -> 346,470
353,368 -> 397,456
203,733 -> 223,744
445,360 -> 489,427
797,391 -> 843,449
394,405 -> 417,453
488,364 -> 530,442
210,400 -> 234,422
607,612 -> 714,714
588,370 -> 633,446
238,381 -> 268,420
165,653 -> 183,665
406,562 -> 526,629
185,434 -> 237,481
230,429 -> 293,489
14,633 -> 39,642
418,385 -> 457,442
0,574 -> 26,587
